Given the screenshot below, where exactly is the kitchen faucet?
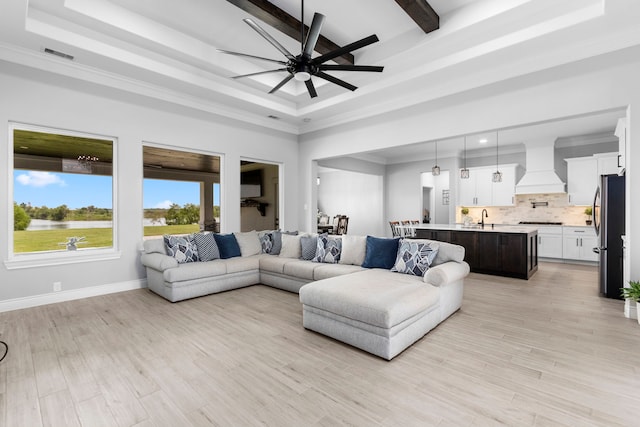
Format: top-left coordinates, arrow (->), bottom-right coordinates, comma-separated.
481,209 -> 488,228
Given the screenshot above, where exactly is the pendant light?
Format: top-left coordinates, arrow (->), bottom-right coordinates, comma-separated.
432,141 -> 440,176
460,136 -> 470,179
492,130 -> 503,183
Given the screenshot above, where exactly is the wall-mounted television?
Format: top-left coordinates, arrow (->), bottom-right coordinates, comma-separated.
241,169 -> 262,198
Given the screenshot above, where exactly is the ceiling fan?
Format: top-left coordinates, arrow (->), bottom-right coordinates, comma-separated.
218,0 -> 384,98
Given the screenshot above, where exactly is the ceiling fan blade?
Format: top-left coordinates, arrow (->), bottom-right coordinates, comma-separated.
244,18 -> 296,61
319,64 -> 384,72
268,74 -> 295,94
232,68 -> 288,79
305,79 -> 318,98
302,13 -> 325,59
316,71 -> 357,92
217,49 -> 287,65
312,34 -> 380,65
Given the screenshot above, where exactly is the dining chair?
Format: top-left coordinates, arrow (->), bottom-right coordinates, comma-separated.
336,216 -> 349,235
389,221 -> 402,237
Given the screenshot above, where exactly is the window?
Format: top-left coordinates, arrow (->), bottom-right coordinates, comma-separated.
143,145 -> 221,238
10,123 -> 116,261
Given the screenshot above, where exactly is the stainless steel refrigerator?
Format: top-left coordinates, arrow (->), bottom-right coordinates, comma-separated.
593,174 -> 625,299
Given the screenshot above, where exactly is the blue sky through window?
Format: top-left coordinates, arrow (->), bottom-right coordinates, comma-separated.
13,170 -> 220,209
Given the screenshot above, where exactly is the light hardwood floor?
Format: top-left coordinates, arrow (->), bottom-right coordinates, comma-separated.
1,262 -> 639,426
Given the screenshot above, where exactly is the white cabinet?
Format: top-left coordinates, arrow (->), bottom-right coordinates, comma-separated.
537,226 -> 563,259
566,157 -> 597,206
492,166 -> 517,206
562,227 -> 598,262
566,153 -> 619,206
596,153 -> 618,176
615,118 -> 626,175
458,164 -> 519,206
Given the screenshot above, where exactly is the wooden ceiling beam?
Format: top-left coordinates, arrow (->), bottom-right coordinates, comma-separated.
225,0 -> 354,65
394,0 -> 439,34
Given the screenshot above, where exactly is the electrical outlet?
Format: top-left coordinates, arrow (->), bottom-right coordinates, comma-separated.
53,282 -> 62,292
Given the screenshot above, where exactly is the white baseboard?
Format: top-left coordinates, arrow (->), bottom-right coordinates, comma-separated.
0,279 -> 148,313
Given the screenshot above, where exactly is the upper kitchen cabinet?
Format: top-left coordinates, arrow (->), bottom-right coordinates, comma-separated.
615,118 -> 626,175
566,153 -> 617,205
458,164 -> 521,206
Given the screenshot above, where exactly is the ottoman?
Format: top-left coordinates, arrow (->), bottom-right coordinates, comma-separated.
299,269 -> 442,360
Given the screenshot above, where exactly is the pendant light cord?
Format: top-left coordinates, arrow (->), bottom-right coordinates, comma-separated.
495,130 -> 499,170
463,137 -> 467,169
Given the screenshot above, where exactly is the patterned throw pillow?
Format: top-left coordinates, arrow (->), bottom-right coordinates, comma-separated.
300,235 -> 318,260
260,232 -> 274,254
314,234 -> 342,264
193,233 -> 220,261
391,240 -> 439,276
163,234 -> 199,263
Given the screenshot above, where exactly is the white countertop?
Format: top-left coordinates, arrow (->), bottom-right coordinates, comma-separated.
414,224 -> 538,234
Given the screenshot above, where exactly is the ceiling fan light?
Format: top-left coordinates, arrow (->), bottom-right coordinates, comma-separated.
294,71 -> 311,81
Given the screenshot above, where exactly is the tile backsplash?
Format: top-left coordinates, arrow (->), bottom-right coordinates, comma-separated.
457,193 -> 592,226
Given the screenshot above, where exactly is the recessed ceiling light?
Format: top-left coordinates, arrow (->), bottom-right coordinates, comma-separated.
479,138 -> 488,144
302,118 -> 311,123
267,115 -> 280,120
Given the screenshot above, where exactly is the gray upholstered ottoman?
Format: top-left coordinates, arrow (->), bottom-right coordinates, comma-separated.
299,268 -> 443,360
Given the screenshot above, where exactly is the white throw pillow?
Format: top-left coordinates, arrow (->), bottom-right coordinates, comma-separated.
279,234 -> 302,258
339,235 -> 367,266
233,230 -> 262,257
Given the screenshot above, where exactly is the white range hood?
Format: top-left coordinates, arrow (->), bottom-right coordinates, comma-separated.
515,139 -> 566,194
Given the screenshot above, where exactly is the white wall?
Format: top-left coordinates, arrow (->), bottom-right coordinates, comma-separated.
386,157 -> 458,234
317,169 -> 384,237
299,47 -> 640,317
0,67 -> 298,305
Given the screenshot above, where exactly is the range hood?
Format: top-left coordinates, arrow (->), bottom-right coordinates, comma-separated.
515,139 -> 566,194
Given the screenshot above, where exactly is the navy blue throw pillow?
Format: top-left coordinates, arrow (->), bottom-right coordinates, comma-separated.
213,233 -> 242,259
361,236 -> 400,269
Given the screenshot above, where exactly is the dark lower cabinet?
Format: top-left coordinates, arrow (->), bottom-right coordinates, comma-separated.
416,228 -> 538,279
415,229 -> 451,242
450,230 -> 477,267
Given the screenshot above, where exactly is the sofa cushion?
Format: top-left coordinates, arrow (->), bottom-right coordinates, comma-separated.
163,234 -> 199,263
361,236 -> 400,269
222,255 -> 261,274
283,260 -> 319,280
193,233 -> 220,261
314,234 -> 341,264
339,235 -> 366,266
163,259 -> 227,283
313,263 -> 365,281
144,238 -> 167,255
300,235 -> 318,260
214,233 -> 242,259
279,234 -> 302,258
259,255 -> 297,274
391,240 -> 439,276
299,269 -> 440,329
234,231 -> 262,257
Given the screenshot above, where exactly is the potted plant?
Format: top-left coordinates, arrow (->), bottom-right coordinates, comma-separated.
584,206 -> 593,225
460,207 -> 471,226
621,280 -> 640,325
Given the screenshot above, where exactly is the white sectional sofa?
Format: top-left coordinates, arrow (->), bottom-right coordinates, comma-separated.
140,232 -> 469,359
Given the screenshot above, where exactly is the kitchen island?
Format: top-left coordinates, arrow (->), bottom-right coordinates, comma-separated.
414,224 -> 538,279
